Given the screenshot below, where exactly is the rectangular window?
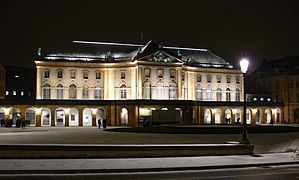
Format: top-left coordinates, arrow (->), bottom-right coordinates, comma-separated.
21,91 -> 24,96
83,71 -> 89,79
207,74 -> 212,83
197,74 -> 201,82
182,72 -> 185,81
44,70 -> 50,78
236,76 -> 240,84
13,91 -> 16,96
5,91 -> 9,96
57,70 -> 63,78
70,71 -> 76,79
217,75 -> 221,83
227,76 -> 231,83
144,68 -> 150,78
121,71 -> 126,79
157,69 -> 163,78
170,69 -> 176,78
96,71 -> 101,79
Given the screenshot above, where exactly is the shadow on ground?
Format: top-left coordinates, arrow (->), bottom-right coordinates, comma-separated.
105,125 -> 299,134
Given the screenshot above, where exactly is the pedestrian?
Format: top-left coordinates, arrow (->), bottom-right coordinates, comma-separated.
270,119 -> 273,125
98,119 -> 101,129
102,119 -> 107,129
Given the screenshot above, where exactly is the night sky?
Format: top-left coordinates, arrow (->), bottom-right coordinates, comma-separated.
1,0 -> 298,72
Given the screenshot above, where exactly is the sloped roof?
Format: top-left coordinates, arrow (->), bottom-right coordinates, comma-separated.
43,40 -> 233,68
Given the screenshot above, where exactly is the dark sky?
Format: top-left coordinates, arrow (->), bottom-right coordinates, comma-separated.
1,0 -> 298,72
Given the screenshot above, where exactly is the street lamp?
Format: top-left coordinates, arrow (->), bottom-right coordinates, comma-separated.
240,57 -> 250,144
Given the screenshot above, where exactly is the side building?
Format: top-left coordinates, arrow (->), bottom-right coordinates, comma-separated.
0,40 -> 283,127
253,56 -> 299,123
0,65 -> 5,99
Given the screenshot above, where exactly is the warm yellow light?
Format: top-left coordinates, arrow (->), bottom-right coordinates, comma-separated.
65,108 -> 70,115
35,108 -> 42,115
91,108 -> 97,115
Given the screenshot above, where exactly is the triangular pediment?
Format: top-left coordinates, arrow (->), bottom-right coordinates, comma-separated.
132,41 -> 183,63
141,50 -> 182,63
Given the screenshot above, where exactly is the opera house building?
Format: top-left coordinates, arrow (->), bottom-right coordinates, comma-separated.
0,40 -> 283,127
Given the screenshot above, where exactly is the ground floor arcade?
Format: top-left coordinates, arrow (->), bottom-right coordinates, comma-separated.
0,100 -> 285,127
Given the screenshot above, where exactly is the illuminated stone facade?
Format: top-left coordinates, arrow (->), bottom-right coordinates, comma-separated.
254,56 -> 299,123
0,41 -> 284,127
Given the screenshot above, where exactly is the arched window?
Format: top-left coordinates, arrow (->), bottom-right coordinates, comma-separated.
120,84 -> 126,99
95,85 -> 103,100
169,81 -> 177,100
206,87 -> 212,100
82,85 -> 89,100
69,84 -> 76,100
236,88 -> 241,101
43,83 -> 51,99
143,81 -> 151,99
216,88 -> 222,101
156,81 -> 164,99
195,85 -> 202,101
25,108 -> 36,126
56,84 -> 63,99
226,88 -> 231,101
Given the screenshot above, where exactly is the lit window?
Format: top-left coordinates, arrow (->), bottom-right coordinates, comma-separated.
226,88 -> 231,101
5,91 -> 9,96
13,91 -> 17,96
206,88 -> 212,100
260,98 -> 264,101
195,86 -> 202,101
82,86 -> 89,100
96,71 -> 101,79
253,97 -> 258,101
69,84 -> 76,100
236,88 -> 241,101
120,84 -> 126,99
216,88 -> 222,101
56,84 -> 63,99
43,84 -> 50,99
95,85 -> 103,100
21,91 -> 24,96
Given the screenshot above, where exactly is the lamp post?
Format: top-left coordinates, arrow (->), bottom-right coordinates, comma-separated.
240,57 -> 250,144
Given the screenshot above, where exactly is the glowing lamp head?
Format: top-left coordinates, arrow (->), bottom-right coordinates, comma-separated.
240,58 -> 249,73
